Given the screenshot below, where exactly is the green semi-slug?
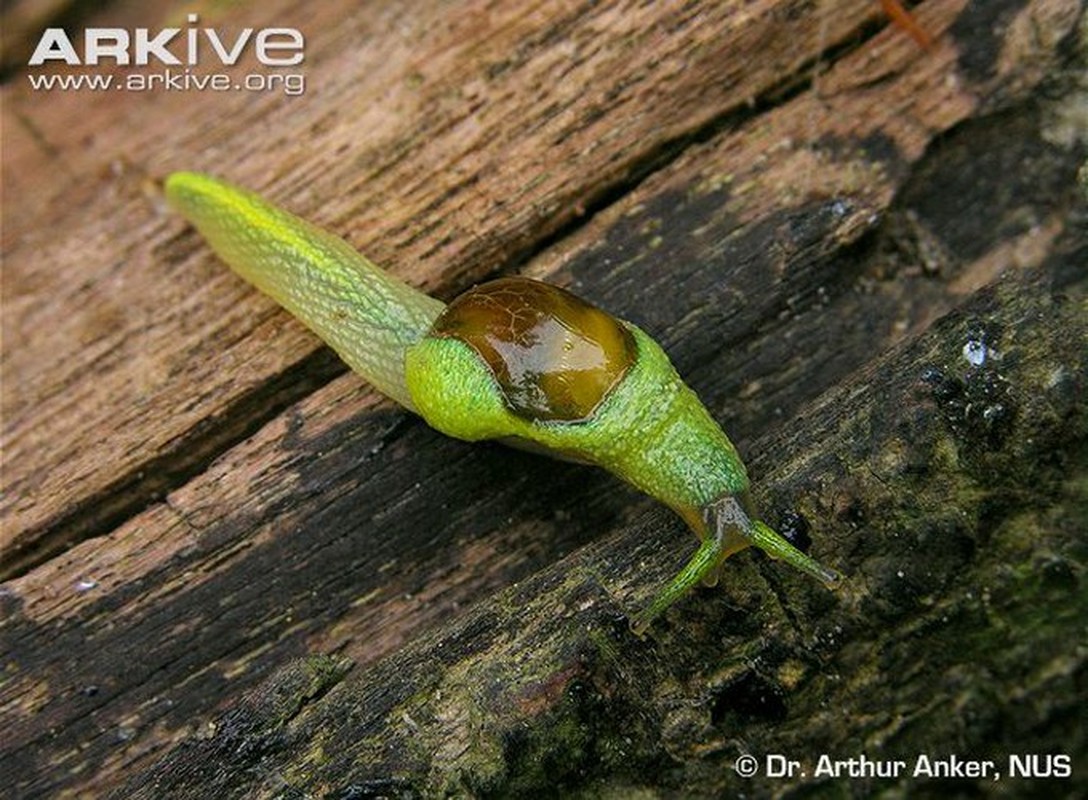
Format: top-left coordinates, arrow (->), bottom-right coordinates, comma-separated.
165,171 -> 840,633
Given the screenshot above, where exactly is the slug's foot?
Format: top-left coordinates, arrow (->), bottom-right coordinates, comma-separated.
629,495 -> 840,636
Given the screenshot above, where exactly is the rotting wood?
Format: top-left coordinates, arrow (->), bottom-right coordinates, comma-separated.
2,0 -> 996,579
109,266 -> 1088,798
1,0 -> 979,575
1,0 -> 1085,797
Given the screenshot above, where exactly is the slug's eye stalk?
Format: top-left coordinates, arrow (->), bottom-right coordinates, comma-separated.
630,494 -> 841,635
165,171 -> 841,635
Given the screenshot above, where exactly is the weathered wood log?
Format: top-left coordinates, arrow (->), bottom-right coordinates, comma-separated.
108,266 -> 1088,799
1,0 -> 1085,797
2,0 -> 923,574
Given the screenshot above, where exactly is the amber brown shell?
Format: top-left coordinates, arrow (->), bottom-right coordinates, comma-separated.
429,277 -> 637,422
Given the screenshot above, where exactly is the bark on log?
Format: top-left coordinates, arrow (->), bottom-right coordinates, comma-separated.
110,267 -> 1088,800
1,0 -> 1085,797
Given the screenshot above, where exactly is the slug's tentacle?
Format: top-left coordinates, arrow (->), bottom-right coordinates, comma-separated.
630,536 -> 722,636
631,495 -> 841,635
749,519 -> 841,586
167,172 -> 841,632
165,172 -> 444,410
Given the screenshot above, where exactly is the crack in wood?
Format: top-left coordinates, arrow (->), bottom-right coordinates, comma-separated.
0,348 -> 346,582
0,5 -> 938,579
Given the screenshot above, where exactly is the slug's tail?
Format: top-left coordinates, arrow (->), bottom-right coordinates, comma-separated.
165,172 -> 445,411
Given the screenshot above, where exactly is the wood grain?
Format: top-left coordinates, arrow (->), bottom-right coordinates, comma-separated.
2,0 -> 899,570
110,267 -> 1088,798
1,0 -> 1084,796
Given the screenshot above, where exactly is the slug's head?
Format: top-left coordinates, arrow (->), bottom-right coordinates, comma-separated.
629,490 -> 841,634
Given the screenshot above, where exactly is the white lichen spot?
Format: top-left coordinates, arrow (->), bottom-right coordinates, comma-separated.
963,339 -> 987,367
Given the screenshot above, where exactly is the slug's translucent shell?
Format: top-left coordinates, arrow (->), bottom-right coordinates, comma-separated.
430,278 -> 637,422
165,171 -> 840,634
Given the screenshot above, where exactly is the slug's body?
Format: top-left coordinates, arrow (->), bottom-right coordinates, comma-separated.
166,172 -> 839,632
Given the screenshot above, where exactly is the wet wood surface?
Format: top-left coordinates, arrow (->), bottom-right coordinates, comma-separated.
2,0 -> 1085,796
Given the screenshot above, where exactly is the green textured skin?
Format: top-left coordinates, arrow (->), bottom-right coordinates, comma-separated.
405,324 -> 749,517
166,171 -> 839,631
165,172 -> 444,411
